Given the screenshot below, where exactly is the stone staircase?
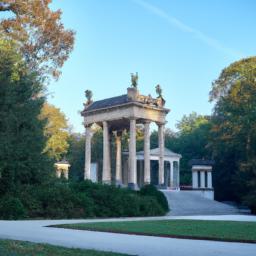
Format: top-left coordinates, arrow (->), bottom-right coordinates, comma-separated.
162,190 -> 240,216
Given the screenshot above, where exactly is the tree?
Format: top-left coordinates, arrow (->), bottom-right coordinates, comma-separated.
176,112 -> 209,134
0,0 -> 75,79
210,57 -> 256,211
67,133 -> 85,181
0,40 -> 52,194
39,103 -> 70,161
174,114 -> 212,185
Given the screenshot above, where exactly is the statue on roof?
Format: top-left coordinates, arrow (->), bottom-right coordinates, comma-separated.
85,89 -> 93,105
155,84 -> 166,107
131,72 -> 138,88
155,84 -> 162,98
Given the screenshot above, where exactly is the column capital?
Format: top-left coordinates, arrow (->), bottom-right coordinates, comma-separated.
156,121 -> 167,127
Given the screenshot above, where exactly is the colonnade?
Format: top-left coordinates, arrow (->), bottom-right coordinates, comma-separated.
84,119 -> 165,188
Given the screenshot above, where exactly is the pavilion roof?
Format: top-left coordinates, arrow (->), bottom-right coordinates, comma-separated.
189,159 -> 215,166
136,147 -> 181,158
86,94 -> 129,111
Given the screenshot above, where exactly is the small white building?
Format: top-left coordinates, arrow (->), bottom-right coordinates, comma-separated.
190,159 -> 214,200
123,147 -> 181,189
54,160 -> 71,180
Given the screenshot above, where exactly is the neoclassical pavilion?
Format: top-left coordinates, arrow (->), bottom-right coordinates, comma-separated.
81,77 -> 170,189
123,147 -> 181,189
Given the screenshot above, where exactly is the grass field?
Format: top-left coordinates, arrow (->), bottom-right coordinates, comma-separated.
0,240 -> 131,256
55,219 -> 256,243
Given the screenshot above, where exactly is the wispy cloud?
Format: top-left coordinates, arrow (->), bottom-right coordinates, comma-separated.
132,0 -> 243,58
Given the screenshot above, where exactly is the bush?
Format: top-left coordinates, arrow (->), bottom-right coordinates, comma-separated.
139,184 -> 169,212
0,196 -> 26,220
0,181 -> 168,219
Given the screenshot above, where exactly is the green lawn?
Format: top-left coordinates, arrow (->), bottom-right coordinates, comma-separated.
0,240 -> 131,256
55,219 -> 256,243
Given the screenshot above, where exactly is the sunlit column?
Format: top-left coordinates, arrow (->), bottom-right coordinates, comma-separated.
158,123 -> 165,185
128,118 -> 137,188
103,121 -> 111,183
115,131 -> 122,185
84,125 -> 93,180
144,120 -> 151,184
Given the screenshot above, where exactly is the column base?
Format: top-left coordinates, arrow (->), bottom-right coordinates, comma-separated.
142,181 -> 151,187
102,180 -> 111,185
115,180 -> 123,187
156,184 -> 167,190
128,183 -> 139,190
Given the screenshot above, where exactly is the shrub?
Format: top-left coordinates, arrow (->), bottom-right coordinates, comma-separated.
0,181 -> 168,219
0,196 -> 26,220
139,184 -> 169,212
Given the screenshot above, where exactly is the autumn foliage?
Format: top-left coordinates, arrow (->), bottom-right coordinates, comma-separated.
0,0 -> 75,79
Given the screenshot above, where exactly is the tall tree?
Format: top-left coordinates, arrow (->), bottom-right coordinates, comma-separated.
0,0 -> 74,79
0,40 -> 52,194
210,57 -> 256,211
39,103 -> 70,161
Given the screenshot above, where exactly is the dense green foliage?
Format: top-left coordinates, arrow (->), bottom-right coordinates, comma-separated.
58,219 -> 256,242
139,184 -> 169,212
0,240 -> 129,256
0,181 -> 168,220
0,40 -> 52,195
210,57 -> 256,212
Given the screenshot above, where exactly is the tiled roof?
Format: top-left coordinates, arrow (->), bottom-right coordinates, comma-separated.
85,94 -> 130,111
189,159 -> 215,166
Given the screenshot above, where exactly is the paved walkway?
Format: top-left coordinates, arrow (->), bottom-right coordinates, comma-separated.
0,215 -> 256,256
162,191 -> 240,215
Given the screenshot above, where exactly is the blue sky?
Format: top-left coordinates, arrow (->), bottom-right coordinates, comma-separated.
49,0 -> 256,133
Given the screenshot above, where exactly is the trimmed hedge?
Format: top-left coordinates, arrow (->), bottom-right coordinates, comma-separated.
139,184 -> 169,212
0,181 -> 169,219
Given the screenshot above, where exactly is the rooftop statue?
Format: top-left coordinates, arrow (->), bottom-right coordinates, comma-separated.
155,84 -> 165,107
131,72 -> 138,88
85,89 -> 93,106
155,84 -> 162,98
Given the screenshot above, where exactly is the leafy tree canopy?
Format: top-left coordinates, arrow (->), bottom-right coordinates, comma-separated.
209,57 -> 256,210
39,103 -> 70,161
0,0 -> 75,79
176,112 -> 210,134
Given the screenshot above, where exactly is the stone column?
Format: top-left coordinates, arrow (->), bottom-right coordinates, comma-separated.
207,171 -> 212,188
102,121 -> 111,183
192,170 -> 198,188
158,123 -> 165,186
84,125 -> 93,180
115,131 -> 122,185
63,170 -> 69,180
170,161 -> 174,188
177,161 -> 180,189
128,118 -> 137,189
144,121 -> 151,184
56,169 -> 61,178
200,171 -> 205,188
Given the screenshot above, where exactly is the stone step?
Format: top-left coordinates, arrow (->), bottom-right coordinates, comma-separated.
161,190 -> 240,216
